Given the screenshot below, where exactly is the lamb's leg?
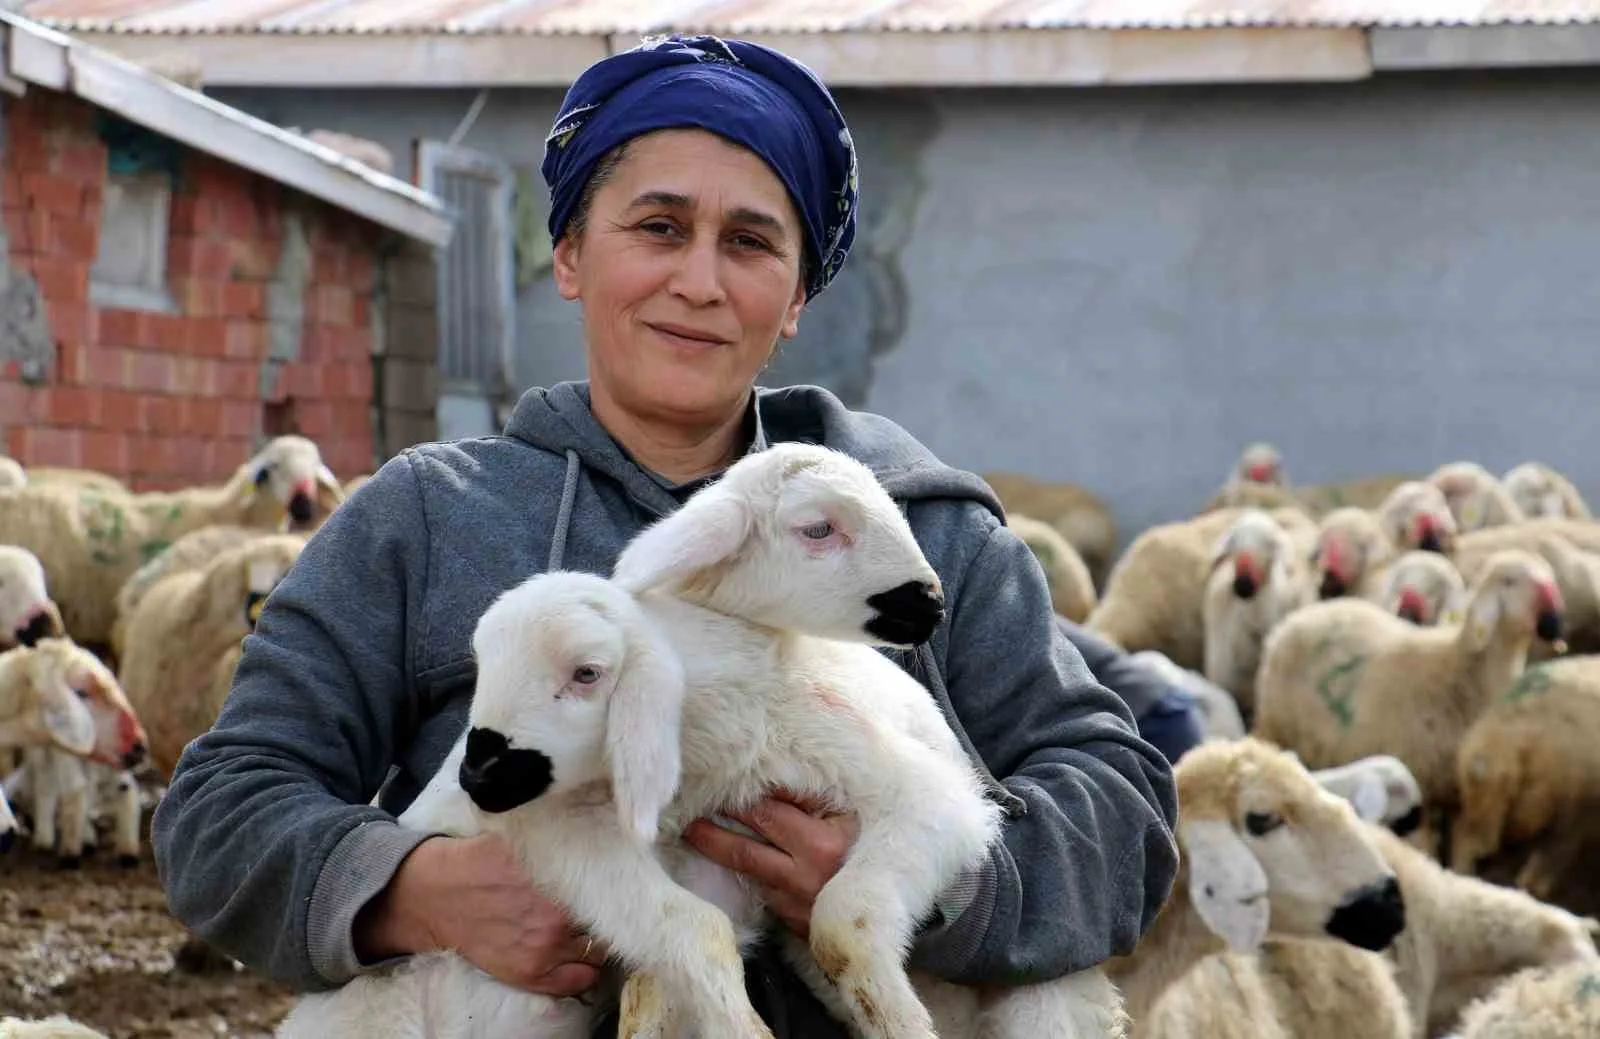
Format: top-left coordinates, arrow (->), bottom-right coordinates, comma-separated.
806,742 -> 1002,1039
28,748 -> 59,856
528,818 -> 774,1039
55,761 -> 90,868
111,770 -> 141,868
974,970 -> 1129,1039
0,787 -> 16,854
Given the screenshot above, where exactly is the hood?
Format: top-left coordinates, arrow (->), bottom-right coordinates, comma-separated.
504,381 -> 1006,521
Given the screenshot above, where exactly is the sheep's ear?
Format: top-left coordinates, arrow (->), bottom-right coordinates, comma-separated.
605,624 -> 686,843
1345,772 -> 1389,824
1208,528 -> 1236,572
1181,818 -> 1270,952
39,682 -> 95,757
1464,588 -> 1501,650
315,463 -> 346,509
611,494 -> 752,594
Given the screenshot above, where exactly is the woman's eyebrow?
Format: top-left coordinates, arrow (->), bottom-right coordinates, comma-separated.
628,191 -> 789,240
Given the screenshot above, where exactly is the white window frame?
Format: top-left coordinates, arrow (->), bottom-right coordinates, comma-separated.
90,168 -> 178,313
415,139 -> 517,399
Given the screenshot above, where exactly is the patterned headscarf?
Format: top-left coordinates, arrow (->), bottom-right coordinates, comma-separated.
541,34 -> 859,301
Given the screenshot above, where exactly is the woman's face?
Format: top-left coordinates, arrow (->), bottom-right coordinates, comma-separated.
553,128 -> 808,428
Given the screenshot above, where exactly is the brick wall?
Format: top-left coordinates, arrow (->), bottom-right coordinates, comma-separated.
0,88 -> 408,490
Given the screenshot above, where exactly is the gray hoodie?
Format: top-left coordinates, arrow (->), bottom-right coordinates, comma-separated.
151,380 -> 1179,1010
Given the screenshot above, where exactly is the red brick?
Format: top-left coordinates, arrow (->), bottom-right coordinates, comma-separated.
185,396 -> 223,437
79,183 -> 103,222
223,320 -> 265,360
312,285 -> 354,327
56,342 -> 90,385
147,314 -> 189,354
220,281 -> 265,320
85,347 -> 130,388
51,215 -> 100,263
175,356 -> 221,396
168,194 -> 201,236
283,361 -> 323,399
220,399 -> 258,439
327,360 -> 374,401
0,381 -> 43,424
332,403 -> 370,440
346,250 -> 375,294
219,361 -> 259,399
295,401 -> 335,438
127,350 -> 176,394
225,238 -> 277,282
184,316 -> 229,358
45,384 -> 99,426
16,426 -> 82,467
80,430 -> 129,474
140,394 -> 184,435
3,209 -> 52,256
30,259 -> 88,306
55,141 -> 106,185
99,389 -> 141,431
22,172 -> 85,217
98,309 -> 148,349
47,302 -> 90,349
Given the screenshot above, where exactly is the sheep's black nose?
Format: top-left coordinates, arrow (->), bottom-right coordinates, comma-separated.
864,581 -> 944,647
459,727 -> 552,814
1397,603 -> 1425,625
1232,573 -> 1258,599
1319,572 -> 1347,600
122,742 -> 147,770
1419,531 -> 1443,554
16,611 -> 55,647
1537,610 -> 1564,642
287,491 -> 315,524
1324,874 -> 1405,952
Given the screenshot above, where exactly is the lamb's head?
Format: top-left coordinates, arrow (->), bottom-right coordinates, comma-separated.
459,571 -> 685,843
7,638 -> 146,768
0,456 -> 24,490
1209,509 -> 1297,603
1502,461 -> 1584,520
1311,507 -> 1388,600
1376,550 -> 1467,627
1378,481 -> 1458,556
611,443 -> 945,647
1174,737 -> 1405,955
191,535 -> 306,636
1233,443 -> 1285,487
236,435 -> 344,533
0,546 -> 64,650
1456,549 -> 1565,653
1429,461 -> 1521,533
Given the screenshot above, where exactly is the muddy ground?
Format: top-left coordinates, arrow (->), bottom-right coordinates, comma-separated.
0,842 -> 296,1038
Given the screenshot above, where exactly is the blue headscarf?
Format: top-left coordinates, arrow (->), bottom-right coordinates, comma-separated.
541,34 -> 859,301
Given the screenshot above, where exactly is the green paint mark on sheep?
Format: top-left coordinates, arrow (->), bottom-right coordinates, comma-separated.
1315,655 -> 1366,730
139,539 -> 171,564
1503,664 -> 1555,703
1575,973 -> 1600,1005
79,489 -> 131,567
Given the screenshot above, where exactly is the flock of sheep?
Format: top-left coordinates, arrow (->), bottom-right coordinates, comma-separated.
0,435 -> 1597,1038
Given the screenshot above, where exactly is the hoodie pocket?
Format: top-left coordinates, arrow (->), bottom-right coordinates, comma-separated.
414,655 -> 477,724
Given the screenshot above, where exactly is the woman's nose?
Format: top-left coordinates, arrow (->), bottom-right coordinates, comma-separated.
669,235 -> 727,307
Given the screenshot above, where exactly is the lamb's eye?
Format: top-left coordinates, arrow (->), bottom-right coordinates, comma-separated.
1244,811 -> 1283,837
799,521 -> 834,540
572,665 -> 601,684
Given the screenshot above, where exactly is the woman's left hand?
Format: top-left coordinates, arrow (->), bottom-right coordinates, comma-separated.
682,789 -> 859,939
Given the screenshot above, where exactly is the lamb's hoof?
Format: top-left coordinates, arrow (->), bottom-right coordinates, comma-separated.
0,830 -> 14,854
118,853 -> 140,870
80,843 -> 98,859
58,855 -> 81,871
174,937 -> 235,975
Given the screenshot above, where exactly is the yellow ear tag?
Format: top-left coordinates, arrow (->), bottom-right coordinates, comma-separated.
1459,500 -> 1483,529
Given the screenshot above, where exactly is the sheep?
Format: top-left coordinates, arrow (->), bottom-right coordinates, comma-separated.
17,467 -> 125,494
0,457 -> 23,490
1312,482 -> 1456,601
1125,650 -> 1248,742
0,638 -> 148,868
1501,461 -> 1591,521
0,435 -> 341,648
1294,473 -> 1418,518
0,1017 -> 112,1039
284,442 -> 1128,1039
981,470 -> 1118,587
1368,551 -> 1467,628
1197,443 -> 1301,515
1101,736 -> 1408,1038
1310,755 -> 1425,837
1200,509 -> 1314,715
1008,511 -> 1098,621
116,533 -> 305,779
1428,461 -> 1525,533
1362,823 -> 1599,1038
1449,960 -> 1600,1039
1453,524 -> 1600,658
1086,505 -> 1315,671
108,523 -> 285,659
0,545 -> 64,650
1452,655 -> 1600,911
0,638 -> 144,770
1252,549 -> 1565,851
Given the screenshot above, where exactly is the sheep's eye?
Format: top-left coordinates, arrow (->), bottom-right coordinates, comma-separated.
1244,811 -> 1283,837
799,521 -> 834,541
572,665 -> 601,684
72,687 -> 91,701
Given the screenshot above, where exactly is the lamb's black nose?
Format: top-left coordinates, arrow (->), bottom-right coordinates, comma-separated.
287,491 -> 315,524
1325,874 -> 1405,952
864,581 -> 944,646
459,727 -> 553,814
1319,572 -> 1347,599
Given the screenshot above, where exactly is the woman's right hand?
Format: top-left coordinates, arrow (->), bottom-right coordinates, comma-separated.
354,832 -> 609,996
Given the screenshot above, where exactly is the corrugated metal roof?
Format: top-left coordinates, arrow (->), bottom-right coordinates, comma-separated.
21,0 -> 1600,35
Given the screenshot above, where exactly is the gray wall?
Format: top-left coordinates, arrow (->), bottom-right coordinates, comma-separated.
216,69 -> 1600,544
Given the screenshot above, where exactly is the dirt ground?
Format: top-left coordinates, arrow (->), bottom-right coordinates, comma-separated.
0,842 -> 296,1038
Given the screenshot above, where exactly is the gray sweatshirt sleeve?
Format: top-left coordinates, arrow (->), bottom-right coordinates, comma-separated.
150,451 -> 441,992
908,516 -> 1180,984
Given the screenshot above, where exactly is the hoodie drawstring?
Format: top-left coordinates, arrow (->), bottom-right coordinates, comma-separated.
548,449 -> 581,571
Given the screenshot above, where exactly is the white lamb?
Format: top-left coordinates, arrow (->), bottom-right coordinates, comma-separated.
0,545 -> 64,650
1200,508 -> 1314,714
280,442 -> 1126,1039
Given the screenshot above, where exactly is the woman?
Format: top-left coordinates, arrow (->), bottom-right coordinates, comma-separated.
151,34 -> 1179,1036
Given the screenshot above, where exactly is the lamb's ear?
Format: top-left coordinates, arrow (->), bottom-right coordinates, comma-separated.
39,680 -> 95,757
315,463 -> 346,509
1181,818 -> 1270,952
611,494 -> 753,594
1346,771 -> 1389,824
605,623 -> 686,843
1463,587 -> 1502,651
1208,528 -> 1237,573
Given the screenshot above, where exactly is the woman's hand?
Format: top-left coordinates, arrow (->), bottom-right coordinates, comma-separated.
682,789 -> 859,939
354,833 -> 609,996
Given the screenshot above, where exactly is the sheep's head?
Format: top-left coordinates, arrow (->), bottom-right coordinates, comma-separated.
1457,549 -> 1565,653
1429,461 -> 1519,533
1378,480 -> 1458,556
237,435 -> 344,533
1502,462 -> 1581,521
612,443 -> 945,648
1174,737 -> 1405,955
459,572 -> 686,843
1310,508 -> 1385,600
1377,550 -> 1468,627
7,638 -> 146,768
1209,510 -> 1294,602
1233,443 -> 1285,487
0,457 -> 24,490
191,534 -> 305,636
0,546 -> 64,650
